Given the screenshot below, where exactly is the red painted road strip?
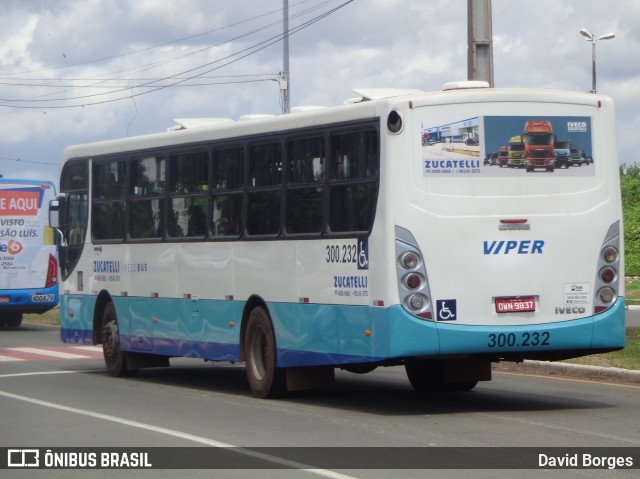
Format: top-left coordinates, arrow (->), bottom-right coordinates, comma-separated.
0,346 -> 103,362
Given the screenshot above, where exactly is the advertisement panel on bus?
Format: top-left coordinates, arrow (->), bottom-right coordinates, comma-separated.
422,116 -> 593,177
0,180 -> 59,327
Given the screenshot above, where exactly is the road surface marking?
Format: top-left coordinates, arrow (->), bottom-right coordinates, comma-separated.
0,346 -> 104,362
0,389 -> 359,479
0,355 -> 24,362
0,370 -> 85,379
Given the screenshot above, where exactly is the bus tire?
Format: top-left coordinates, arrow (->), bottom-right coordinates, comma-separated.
405,359 -> 478,392
343,364 -> 378,374
244,306 -> 286,398
444,381 -> 478,391
2,312 -> 23,328
102,302 -> 137,377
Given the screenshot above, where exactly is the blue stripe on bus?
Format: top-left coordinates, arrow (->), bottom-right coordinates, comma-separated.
60,295 -> 626,367
121,336 -> 240,362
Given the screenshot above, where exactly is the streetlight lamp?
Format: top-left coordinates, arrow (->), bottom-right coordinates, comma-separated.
579,28 -> 615,94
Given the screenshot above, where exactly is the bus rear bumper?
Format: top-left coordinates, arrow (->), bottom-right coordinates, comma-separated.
386,298 -> 626,360
0,285 -> 59,314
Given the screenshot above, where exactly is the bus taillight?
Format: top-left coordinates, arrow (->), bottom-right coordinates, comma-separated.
405,273 -> 422,289
599,266 -> 616,284
602,245 -> 619,263
593,223 -> 621,314
396,227 -> 434,320
45,254 -> 58,288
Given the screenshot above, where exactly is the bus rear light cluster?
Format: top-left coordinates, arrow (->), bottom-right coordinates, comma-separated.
45,254 -> 58,288
593,223 -> 621,313
396,227 -> 433,320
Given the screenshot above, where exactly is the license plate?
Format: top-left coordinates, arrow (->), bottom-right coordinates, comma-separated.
31,294 -> 55,303
495,296 -> 536,313
0,296 -> 9,303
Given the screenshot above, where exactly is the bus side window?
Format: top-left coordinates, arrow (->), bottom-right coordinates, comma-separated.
247,191 -> 280,235
286,136 -> 325,235
68,193 -> 88,246
92,159 -> 125,241
212,146 -> 244,239
130,198 -> 164,239
168,197 -> 207,238
247,142 -> 282,236
328,129 -> 379,233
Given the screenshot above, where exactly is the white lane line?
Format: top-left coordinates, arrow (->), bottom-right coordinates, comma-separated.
0,355 -> 24,362
0,389 -> 359,479
0,370 -> 86,379
72,346 -> 103,353
8,347 -> 90,359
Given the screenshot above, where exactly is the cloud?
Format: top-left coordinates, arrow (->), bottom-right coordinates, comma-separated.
1,0 -> 639,183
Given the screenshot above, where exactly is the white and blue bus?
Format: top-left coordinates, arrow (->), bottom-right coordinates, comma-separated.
50,83 -> 625,397
0,178 -> 58,327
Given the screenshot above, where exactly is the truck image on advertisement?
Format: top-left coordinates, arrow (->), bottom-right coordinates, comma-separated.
570,147 -> 584,166
507,135 -> 525,167
523,120 -> 555,172
554,139 -> 571,169
498,146 -> 508,167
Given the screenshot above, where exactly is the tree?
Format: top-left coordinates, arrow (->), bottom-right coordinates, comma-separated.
620,163 -> 640,276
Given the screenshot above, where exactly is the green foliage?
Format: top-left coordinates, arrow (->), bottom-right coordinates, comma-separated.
564,329 -> 640,370
621,163 -> 640,276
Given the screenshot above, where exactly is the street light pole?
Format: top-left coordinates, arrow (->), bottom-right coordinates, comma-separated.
579,29 -> 615,94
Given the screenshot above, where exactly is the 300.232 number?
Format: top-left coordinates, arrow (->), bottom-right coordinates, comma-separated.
325,244 -> 357,264
487,331 -> 551,348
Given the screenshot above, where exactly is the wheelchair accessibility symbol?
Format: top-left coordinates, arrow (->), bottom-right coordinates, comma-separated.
357,238 -> 369,270
436,299 -> 457,321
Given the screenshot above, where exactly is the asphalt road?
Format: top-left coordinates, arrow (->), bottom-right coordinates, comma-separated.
1,322 -> 639,479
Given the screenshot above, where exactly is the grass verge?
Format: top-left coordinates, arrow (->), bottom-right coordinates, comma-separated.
24,309 -> 61,326
562,328 -> 640,371
625,277 -> 640,307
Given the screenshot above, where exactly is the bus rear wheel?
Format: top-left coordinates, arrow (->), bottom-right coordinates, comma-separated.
2,312 -> 23,328
102,302 -> 137,377
405,359 -> 478,392
244,306 -> 286,398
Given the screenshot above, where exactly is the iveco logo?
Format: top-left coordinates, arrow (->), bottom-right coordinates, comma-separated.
555,306 -> 586,315
499,219 -> 530,231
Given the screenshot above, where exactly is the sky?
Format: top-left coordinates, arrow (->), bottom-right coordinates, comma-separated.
1,0 -> 638,185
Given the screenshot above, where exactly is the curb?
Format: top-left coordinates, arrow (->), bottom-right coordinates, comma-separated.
493,360 -> 640,384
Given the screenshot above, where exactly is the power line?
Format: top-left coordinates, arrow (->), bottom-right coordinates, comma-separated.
0,74 -> 276,83
0,0 -> 353,109
0,1 -> 334,103
0,0 -> 341,90
0,157 -> 59,167
0,78 -> 278,89
0,0 -> 327,78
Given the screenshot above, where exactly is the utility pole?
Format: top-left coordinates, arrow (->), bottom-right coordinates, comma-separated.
467,0 -> 494,87
281,0 -> 291,113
